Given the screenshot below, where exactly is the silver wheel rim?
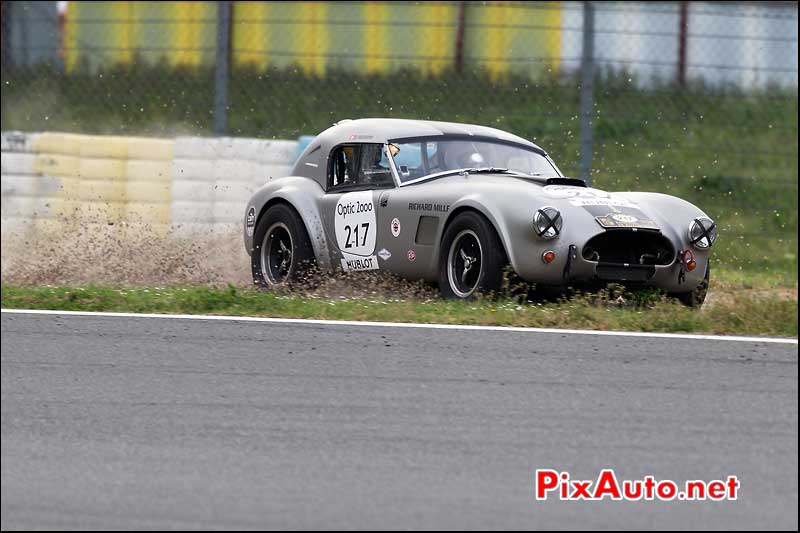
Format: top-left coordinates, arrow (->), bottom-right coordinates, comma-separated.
447,229 -> 483,298
260,222 -> 293,285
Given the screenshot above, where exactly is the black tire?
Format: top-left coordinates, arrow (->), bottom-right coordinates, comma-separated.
251,203 -> 315,288
438,211 -> 508,299
674,261 -> 710,308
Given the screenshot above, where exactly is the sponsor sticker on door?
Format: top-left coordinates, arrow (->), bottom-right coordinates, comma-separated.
340,254 -> 379,272
335,191 -> 377,271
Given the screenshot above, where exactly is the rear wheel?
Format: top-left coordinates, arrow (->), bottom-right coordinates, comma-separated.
673,261 -> 710,308
438,211 -> 507,299
251,204 -> 315,288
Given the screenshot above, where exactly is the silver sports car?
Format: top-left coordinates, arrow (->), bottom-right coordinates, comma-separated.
244,119 -> 717,305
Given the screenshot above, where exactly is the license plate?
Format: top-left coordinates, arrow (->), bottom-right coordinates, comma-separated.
595,214 -> 660,230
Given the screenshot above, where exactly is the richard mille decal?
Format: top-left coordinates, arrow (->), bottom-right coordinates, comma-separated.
408,202 -> 450,213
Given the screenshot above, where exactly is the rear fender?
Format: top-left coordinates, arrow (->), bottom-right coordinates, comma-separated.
244,177 -> 331,269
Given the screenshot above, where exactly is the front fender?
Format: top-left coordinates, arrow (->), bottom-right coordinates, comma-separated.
243,177 -> 332,270
618,192 -> 711,233
618,193 -> 713,255
444,192 -> 544,278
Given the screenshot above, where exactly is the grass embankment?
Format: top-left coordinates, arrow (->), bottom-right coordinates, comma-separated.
2,282 -> 796,338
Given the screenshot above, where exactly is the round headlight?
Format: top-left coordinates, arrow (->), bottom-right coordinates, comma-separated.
688,217 -> 717,249
533,207 -> 562,240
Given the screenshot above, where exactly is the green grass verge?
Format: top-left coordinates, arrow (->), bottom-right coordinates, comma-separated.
714,266 -> 798,290
2,285 -> 796,338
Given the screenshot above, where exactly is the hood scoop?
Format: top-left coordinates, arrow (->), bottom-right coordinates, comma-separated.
546,177 -> 587,188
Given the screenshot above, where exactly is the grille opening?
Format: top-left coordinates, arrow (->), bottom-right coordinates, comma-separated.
582,230 -> 675,266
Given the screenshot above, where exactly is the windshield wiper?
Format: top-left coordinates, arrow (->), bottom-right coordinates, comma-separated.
462,167 -> 509,174
465,168 -> 559,181
403,167 -> 549,186
463,168 -> 555,177
428,167 -> 512,178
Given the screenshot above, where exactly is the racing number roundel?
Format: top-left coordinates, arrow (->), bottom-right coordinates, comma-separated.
335,191 -> 377,258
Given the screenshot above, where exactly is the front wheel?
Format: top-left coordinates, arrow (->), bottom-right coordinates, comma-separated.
251,203 -> 315,288
673,262 -> 710,308
438,211 -> 508,299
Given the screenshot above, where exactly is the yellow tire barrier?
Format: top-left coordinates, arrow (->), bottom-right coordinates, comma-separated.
3,131 -> 298,234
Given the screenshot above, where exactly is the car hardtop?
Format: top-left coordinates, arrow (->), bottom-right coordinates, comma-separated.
291,118 -> 549,189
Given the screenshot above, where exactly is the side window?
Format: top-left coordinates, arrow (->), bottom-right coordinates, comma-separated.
392,142 -> 425,182
329,145 -> 358,189
424,141 -> 442,173
358,144 -> 393,187
329,144 -> 394,190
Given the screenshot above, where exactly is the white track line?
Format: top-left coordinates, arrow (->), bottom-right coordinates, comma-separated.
2,308 -> 797,345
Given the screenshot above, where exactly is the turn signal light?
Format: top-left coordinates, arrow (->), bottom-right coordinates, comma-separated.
687,260 -> 697,271
542,250 -> 556,264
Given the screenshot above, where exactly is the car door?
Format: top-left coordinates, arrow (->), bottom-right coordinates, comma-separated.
320,143 -> 396,273
376,140 -> 450,281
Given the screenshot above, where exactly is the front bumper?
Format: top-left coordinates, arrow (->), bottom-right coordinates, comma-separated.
513,239 -> 709,293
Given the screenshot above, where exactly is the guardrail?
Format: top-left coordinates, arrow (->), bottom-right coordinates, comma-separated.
1,131 -> 298,237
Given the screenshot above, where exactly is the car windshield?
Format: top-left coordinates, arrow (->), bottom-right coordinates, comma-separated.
389,138 -> 560,184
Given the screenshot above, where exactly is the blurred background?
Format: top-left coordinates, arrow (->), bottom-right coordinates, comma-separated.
1,1 -> 797,281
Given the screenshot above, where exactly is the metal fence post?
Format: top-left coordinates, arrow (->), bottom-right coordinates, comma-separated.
214,1 -> 230,136
454,2 -> 467,75
579,1 -> 595,185
678,1 -> 689,86
1,1 -> 13,69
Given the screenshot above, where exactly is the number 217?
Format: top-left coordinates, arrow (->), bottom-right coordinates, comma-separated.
344,223 -> 369,248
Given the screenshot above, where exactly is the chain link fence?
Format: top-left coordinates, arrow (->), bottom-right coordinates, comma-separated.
2,1 -> 797,277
